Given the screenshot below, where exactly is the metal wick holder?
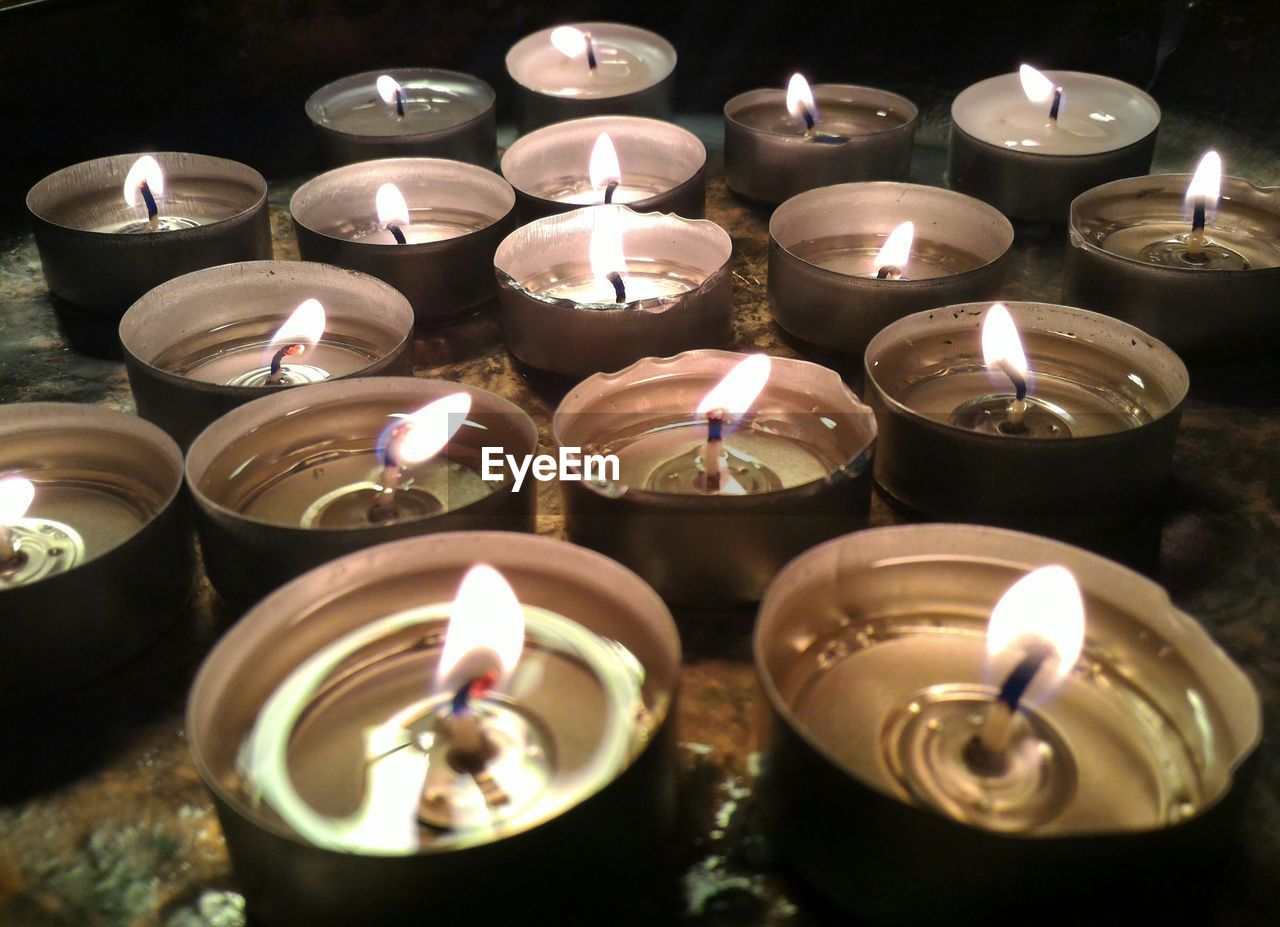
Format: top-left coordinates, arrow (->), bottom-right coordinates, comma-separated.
1064,173 -> 1280,358
553,350 -> 877,605
724,85 -> 918,205
769,183 -> 1014,357
187,531 -> 680,926
305,68 -> 497,168
755,524 -> 1260,925
494,206 -> 733,380
120,261 -> 415,450
0,403 -> 193,704
864,301 -> 1188,534
501,115 -> 706,222
186,378 -> 539,610
26,152 -> 271,340
290,158 -> 517,324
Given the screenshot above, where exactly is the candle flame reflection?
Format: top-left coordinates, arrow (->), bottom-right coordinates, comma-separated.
981,304 -> 1029,379
986,565 -> 1085,699
0,476 -> 35,524
123,155 -> 164,207
786,73 -> 819,126
376,75 -> 404,105
1018,64 -> 1056,104
267,298 -> 327,355
696,354 -> 772,420
589,133 -> 622,195
1185,150 -> 1222,206
382,392 -> 472,466
875,221 -> 915,274
437,564 -> 526,694
550,25 -> 589,58
376,183 -> 411,229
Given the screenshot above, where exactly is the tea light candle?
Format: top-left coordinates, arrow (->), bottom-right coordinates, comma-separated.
290,158 -> 518,323
187,531 -> 680,926
864,301 -> 1188,531
1064,150 -> 1280,357
26,152 -> 271,348
185,377 -> 538,608
493,205 -> 733,379
505,23 -> 677,133
501,115 -> 707,221
949,67 -> 1160,223
305,68 -> 497,167
724,74 -> 918,204
755,524 -> 1260,923
553,350 -> 877,604
0,403 -> 193,704
119,261 -> 415,450
769,182 -> 1014,356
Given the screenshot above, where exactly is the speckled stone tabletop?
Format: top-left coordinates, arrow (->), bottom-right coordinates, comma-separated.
1,110 -> 1277,927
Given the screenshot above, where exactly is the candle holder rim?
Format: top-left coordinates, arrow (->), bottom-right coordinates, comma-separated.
949,115 -> 1160,164
25,151 -> 268,236
304,67 -> 497,140
504,21 -> 677,94
723,83 -> 920,141
754,522 -> 1262,832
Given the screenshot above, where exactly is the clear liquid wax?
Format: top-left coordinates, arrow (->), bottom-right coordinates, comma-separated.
152,321 -> 382,386
1089,222 -> 1280,270
515,44 -> 652,97
328,207 -> 496,245
318,93 -> 481,137
520,257 -> 708,304
529,175 -> 671,205
787,233 -> 987,280
734,100 -> 908,137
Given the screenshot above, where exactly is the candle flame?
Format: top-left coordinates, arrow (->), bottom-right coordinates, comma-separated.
981,303 -> 1028,379
786,73 -> 819,125
588,207 -> 627,294
0,476 -> 35,524
1185,150 -> 1222,205
1018,64 -> 1056,104
383,392 -> 472,466
376,74 -> 404,105
268,298 -> 326,353
875,221 -> 915,273
696,354 -> 772,419
437,564 -> 526,693
550,25 -> 588,58
375,183 -> 411,229
986,565 -> 1085,690
123,155 -> 164,207
589,133 -> 622,194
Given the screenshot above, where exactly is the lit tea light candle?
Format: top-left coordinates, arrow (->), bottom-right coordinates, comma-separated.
500,115 -> 707,221
1064,151 -> 1280,356
0,476 -> 82,587
768,182 -> 1013,356
505,23 -> 677,132
755,524 -> 1260,922
724,75 -> 918,204
949,67 -> 1160,222
305,68 -> 497,167
186,531 -> 680,924
553,350 -> 877,603
494,205 -> 733,378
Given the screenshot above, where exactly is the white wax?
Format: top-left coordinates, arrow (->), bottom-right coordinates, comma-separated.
539,272 -> 693,304
952,71 -> 1159,156
506,23 -> 676,99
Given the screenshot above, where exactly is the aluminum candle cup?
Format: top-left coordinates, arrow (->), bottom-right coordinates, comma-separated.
755,524 -> 1261,925
724,85 -> 917,205
553,350 -> 877,605
120,261 -> 415,450
949,71 -> 1160,223
1064,173 -> 1280,357
305,68 -> 497,167
186,378 -> 538,610
505,23 -> 677,133
0,403 -> 192,704
290,159 -> 517,324
864,302 -> 1187,534
769,183 -> 1014,356
501,116 -> 706,221
187,531 -> 680,927
26,152 -> 270,337
494,205 -> 733,379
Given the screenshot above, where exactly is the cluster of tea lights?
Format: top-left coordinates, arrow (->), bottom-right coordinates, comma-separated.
7,16 -> 1268,927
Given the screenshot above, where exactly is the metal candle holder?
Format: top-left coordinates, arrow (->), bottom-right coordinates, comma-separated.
26,152 -> 271,347
305,68 -> 497,168
755,524 -> 1260,925
290,158 -> 518,324
769,182 -> 1014,357
501,115 -> 706,221
0,403 -> 193,704
185,378 -> 538,610
724,85 -> 918,205
505,23 -> 677,133
494,205 -> 733,379
553,350 -> 877,605
864,302 -> 1188,534
187,531 -> 680,926
119,261 -> 415,450
1064,173 -> 1280,358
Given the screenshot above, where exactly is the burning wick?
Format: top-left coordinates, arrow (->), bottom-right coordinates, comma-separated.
694,354 -> 772,494
589,133 -> 622,207
874,221 -> 914,281
263,298 -> 326,386
603,180 -> 618,205
590,206 -> 628,304
585,31 -> 597,70
787,73 -> 819,134
1184,150 -> 1222,261
376,183 -> 411,245
0,476 -> 35,571
267,343 -> 307,384
138,181 -> 159,221
1048,87 -> 1063,121
981,303 -> 1029,432
551,26 -> 597,73
703,410 -> 725,493
376,74 -> 407,119
370,392 -> 472,521
606,271 -> 626,302
1019,65 -> 1062,123
124,155 -> 164,229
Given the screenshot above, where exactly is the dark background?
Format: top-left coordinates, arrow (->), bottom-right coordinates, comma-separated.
0,0 -> 1275,209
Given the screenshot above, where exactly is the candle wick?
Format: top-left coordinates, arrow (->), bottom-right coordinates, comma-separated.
370,422 -> 410,520
603,180 -> 618,205
138,180 -> 159,222
0,526 -> 23,569
703,410 -> 725,493
1048,87 -> 1063,121
388,223 -> 408,245
963,645 -> 1052,774
606,271 -> 626,303
1186,199 -> 1209,259
394,88 -> 407,119
585,31 -> 598,70
802,107 -> 816,134
995,359 -> 1027,402
267,343 -> 306,384
875,265 -> 901,280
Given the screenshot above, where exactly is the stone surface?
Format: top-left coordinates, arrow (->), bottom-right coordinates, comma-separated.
1,112 -> 1277,926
